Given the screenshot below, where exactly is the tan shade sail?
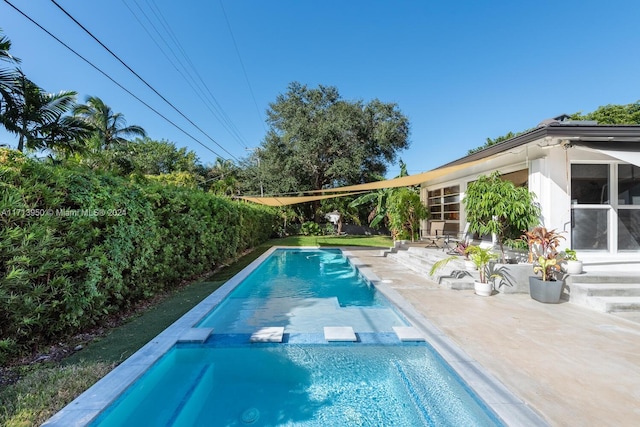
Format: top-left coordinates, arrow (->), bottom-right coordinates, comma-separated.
306,157 -> 488,193
239,157 -> 489,206
238,191 -> 368,207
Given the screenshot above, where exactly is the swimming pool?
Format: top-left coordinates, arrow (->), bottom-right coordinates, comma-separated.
45,247 -> 546,426
196,248 -> 408,335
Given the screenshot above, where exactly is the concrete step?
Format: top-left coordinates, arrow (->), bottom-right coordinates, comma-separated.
589,296 -> 640,313
568,279 -> 640,313
570,273 -> 640,284
573,282 -> 640,297
388,248 -> 481,287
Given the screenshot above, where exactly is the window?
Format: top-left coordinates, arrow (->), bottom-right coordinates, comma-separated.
618,164 -> 640,250
618,210 -> 640,250
427,185 -> 460,228
571,164 -> 609,204
572,209 -> 608,250
571,162 -> 640,252
618,164 -> 640,206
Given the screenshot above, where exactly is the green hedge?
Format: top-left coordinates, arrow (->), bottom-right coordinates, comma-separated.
0,151 -> 277,362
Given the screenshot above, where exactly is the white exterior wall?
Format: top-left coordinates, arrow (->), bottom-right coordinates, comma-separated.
529,148 -> 573,240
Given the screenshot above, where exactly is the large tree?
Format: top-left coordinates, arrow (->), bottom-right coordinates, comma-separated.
116,137 -> 199,176
246,82 -> 410,197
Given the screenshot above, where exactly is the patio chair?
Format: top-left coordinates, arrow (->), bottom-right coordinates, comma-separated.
423,221 -> 446,249
445,222 -> 471,252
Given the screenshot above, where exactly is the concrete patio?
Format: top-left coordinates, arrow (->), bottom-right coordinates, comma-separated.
351,247 -> 640,427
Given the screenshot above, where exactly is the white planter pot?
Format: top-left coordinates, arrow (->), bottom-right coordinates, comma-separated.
474,281 -> 493,296
563,260 -> 583,275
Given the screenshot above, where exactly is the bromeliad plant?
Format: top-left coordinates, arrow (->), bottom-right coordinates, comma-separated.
526,226 -> 566,281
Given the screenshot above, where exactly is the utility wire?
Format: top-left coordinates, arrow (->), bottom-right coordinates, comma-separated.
147,0 -> 251,149
2,0 -> 228,160
49,0 -> 239,162
122,0 -> 227,140
129,0 -> 250,151
219,0 -> 266,134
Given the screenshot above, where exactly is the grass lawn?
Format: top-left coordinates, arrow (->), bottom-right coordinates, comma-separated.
0,235 -> 392,426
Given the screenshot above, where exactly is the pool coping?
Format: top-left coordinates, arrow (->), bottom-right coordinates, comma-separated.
44,246 -> 547,426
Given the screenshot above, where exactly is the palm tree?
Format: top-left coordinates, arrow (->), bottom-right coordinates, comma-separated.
41,113 -> 93,158
73,96 -> 146,150
1,30 -> 20,134
2,72 -> 82,152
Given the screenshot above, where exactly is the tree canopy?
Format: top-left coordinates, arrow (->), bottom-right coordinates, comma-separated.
570,101 -> 640,124
467,131 -> 525,155
244,82 -> 410,197
469,101 -> 640,154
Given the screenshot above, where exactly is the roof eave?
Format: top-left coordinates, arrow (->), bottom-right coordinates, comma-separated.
437,125 -> 640,169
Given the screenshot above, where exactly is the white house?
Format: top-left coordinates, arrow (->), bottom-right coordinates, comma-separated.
420,116 -> 640,271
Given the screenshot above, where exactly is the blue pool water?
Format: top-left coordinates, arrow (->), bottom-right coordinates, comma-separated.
197,249 -> 407,334
90,248 -> 503,426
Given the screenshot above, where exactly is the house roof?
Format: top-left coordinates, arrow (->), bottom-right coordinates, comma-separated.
438,123 -> 640,169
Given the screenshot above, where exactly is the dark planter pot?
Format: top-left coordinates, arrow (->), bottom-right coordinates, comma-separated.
528,276 -> 563,303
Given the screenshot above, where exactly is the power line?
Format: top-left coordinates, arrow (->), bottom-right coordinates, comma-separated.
49,0 -> 239,162
148,0 -> 252,150
219,0 -> 266,134
124,0 -> 250,151
2,0 -> 229,160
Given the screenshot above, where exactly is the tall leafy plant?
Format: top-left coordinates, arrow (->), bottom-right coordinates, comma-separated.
387,188 -> 428,241
463,171 -> 540,261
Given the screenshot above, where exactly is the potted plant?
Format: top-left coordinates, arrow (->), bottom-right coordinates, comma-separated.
561,249 -> 583,275
526,226 -> 566,303
429,245 -> 500,296
466,246 -> 501,296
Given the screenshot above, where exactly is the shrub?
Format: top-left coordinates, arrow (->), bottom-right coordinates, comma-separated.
300,221 -> 321,236
0,154 -> 277,361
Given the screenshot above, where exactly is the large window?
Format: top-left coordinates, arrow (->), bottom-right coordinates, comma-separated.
427,185 -> 460,232
571,163 -> 640,252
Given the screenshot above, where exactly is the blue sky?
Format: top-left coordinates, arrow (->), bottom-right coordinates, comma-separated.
2,0 -> 639,177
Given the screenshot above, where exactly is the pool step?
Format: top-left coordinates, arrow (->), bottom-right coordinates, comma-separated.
324,326 -> 357,341
177,328 -> 214,344
250,326 -> 285,343
393,326 -> 425,342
